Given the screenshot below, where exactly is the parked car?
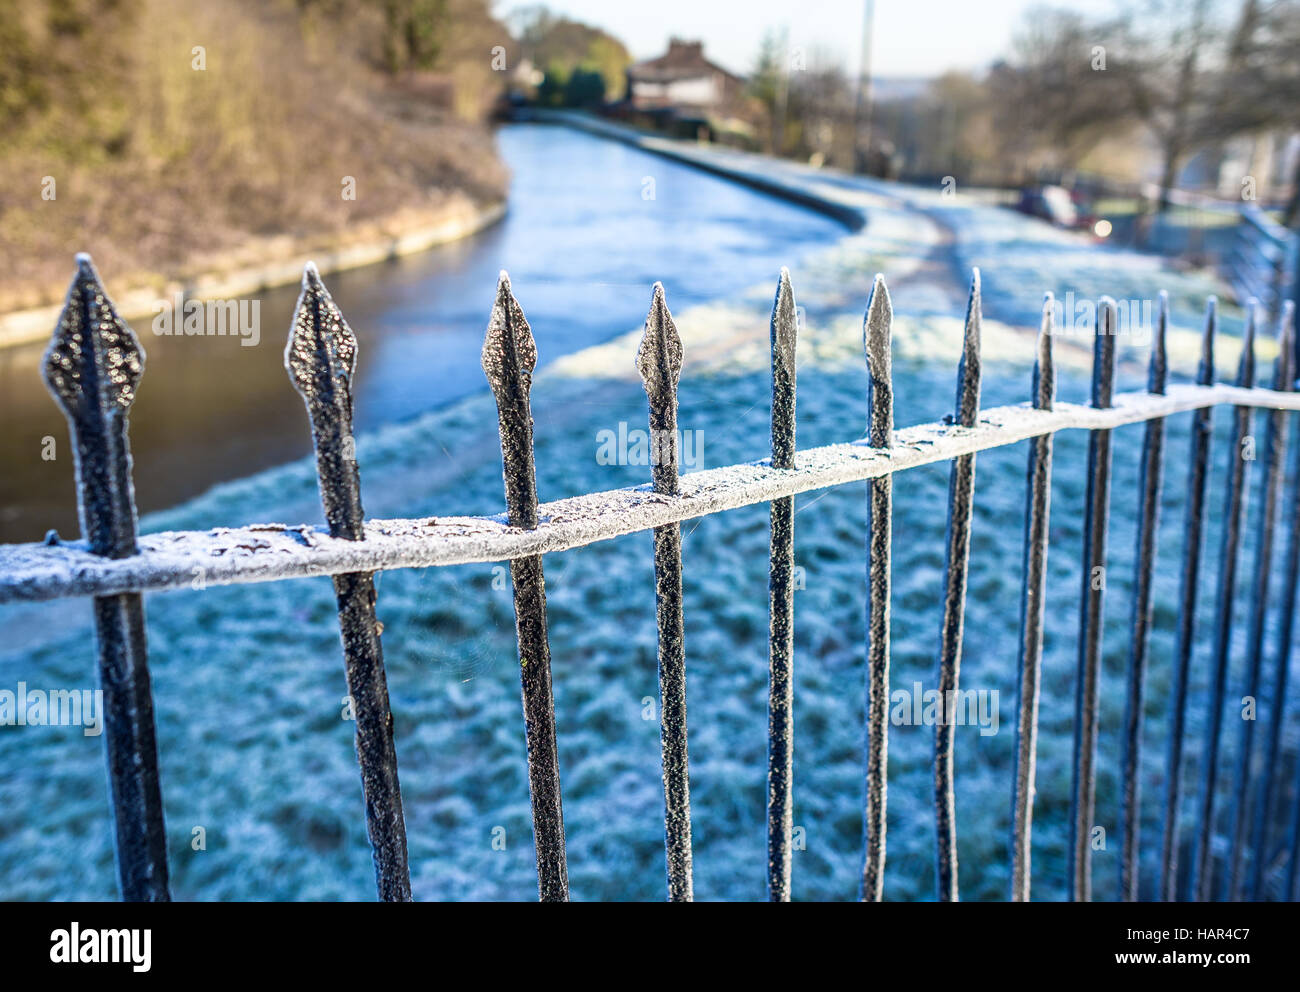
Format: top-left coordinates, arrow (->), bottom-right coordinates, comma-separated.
1016,184 -> 1112,240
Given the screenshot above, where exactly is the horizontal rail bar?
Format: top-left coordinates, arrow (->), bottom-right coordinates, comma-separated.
4,383 -> 1300,605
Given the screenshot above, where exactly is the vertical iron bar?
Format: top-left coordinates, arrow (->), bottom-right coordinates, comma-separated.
860,274 -> 893,902
482,271 -> 568,902
934,270 -> 983,902
1010,294 -> 1056,902
767,269 -> 798,902
1227,305 -> 1291,898
1068,297 -> 1117,903
43,254 -> 170,902
287,264 -> 411,901
1191,301 -> 1258,902
1161,297 -> 1218,902
637,283 -> 693,902
1292,734 -> 1300,899
1119,292 -> 1169,901
1244,301 -> 1295,900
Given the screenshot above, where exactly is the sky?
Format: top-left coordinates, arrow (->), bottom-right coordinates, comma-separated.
500,0 -> 1122,79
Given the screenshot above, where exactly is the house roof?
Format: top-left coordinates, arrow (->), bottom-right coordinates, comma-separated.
627,39 -> 742,84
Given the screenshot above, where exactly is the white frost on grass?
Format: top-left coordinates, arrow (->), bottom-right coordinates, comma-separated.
1,164 -> 1293,903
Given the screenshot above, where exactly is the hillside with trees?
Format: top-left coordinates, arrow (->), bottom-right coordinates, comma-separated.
747,0 -> 1299,216
0,0 -> 513,314
509,6 -> 632,107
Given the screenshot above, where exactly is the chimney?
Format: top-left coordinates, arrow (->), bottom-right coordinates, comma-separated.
667,38 -> 704,60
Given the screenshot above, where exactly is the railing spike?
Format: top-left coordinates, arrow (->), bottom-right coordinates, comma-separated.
934,267 -> 984,901
1035,291 -> 1056,407
636,282 -> 693,901
770,267 -> 798,470
1119,291 -> 1170,900
863,274 -> 893,446
1069,296 -> 1117,902
636,281 -> 684,490
1161,295 -> 1219,901
767,267 -> 798,902
956,268 -> 982,427
1011,292 -> 1056,901
1256,303 -> 1297,901
287,263 -> 411,901
1192,298 -> 1258,901
44,254 -> 169,902
1230,300 -> 1294,898
861,272 -> 893,902
482,271 -> 569,901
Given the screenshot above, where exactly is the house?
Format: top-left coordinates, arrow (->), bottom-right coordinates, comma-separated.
625,39 -> 744,113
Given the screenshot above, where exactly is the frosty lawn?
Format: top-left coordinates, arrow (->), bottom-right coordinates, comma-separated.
1,176 -> 1292,902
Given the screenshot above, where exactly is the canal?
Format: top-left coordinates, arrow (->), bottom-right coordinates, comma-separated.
0,123 -> 845,543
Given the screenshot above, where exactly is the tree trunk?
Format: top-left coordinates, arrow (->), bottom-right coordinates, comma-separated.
1283,150 -> 1300,228
1157,144 -> 1182,215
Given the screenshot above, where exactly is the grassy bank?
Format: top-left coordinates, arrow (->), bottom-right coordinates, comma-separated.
0,0 -> 509,317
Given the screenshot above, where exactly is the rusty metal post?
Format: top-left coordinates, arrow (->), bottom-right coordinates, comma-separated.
935,270 -> 983,902
287,263 -> 411,901
767,269 -> 798,902
482,271 -> 569,902
860,274 -> 893,902
43,254 -> 170,902
1010,294 -> 1055,902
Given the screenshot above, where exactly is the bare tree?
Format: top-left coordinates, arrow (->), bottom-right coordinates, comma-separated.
987,7 -> 1129,175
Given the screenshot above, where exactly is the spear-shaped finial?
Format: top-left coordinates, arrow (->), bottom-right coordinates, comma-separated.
1199,296 -> 1218,387
771,268 -> 798,471
1238,300 -> 1259,389
955,269 -> 982,427
44,253 -> 146,558
1034,292 -> 1056,412
1149,291 -> 1169,395
1093,296 -> 1118,409
43,255 -> 169,902
286,262 -> 365,540
636,282 -> 684,496
863,273 -> 893,449
1274,301 -> 1296,392
483,271 -> 542,528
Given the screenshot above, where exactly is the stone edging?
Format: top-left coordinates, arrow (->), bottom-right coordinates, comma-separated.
0,197 -> 507,350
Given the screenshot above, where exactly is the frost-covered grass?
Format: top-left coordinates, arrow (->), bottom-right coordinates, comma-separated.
2,189 -> 1297,902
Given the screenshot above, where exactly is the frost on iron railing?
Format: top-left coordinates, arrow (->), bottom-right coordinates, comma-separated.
861,271 -> 893,903
636,281 -> 693,901
42,254 -> 169,903
286,263 -> 411,902
767,268 -> 798,902
12,256 -> 1300,906
482,271 -> 568,902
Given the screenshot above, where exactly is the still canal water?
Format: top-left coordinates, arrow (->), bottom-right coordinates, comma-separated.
0,123 -> 844,543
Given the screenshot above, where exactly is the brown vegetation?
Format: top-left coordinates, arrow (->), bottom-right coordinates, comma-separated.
0,0 -> 511,313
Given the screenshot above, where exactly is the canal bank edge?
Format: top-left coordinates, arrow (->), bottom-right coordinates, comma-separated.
515,109 -> 868,235
0,195 -> 507,350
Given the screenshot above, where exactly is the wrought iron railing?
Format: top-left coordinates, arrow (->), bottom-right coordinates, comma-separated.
3,255 -> 1300,903
1227,205 -> 1297,321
